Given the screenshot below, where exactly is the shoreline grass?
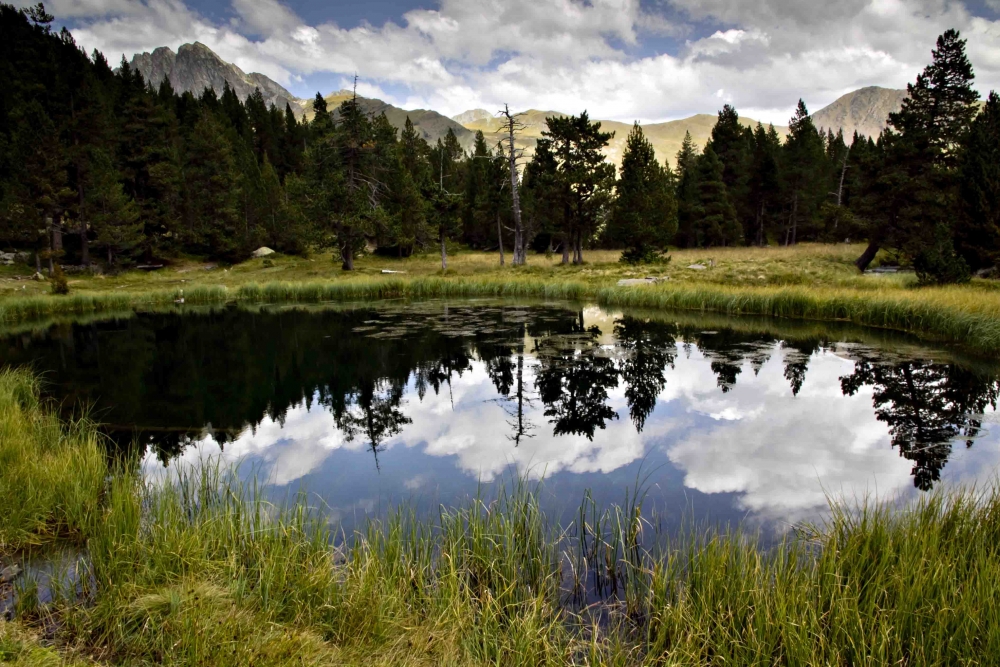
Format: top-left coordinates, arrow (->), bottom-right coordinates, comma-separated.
1,274 -> 998,355
1,245 -> 999,355
4,369 -> 1000,664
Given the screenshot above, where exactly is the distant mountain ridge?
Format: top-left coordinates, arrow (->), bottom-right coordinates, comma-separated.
129,42 -> 909,167
130,43 -> 301,113
128,43 -> 475,149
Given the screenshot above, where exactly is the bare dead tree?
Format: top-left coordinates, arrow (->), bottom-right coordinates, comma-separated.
497,104 -> 528,265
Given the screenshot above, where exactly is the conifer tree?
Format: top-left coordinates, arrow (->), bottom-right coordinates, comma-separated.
747,123 -> 782,246
607,122 -> 676,262
674,131 -> 700,247
82,149 -> 141,264
708,104 -> 751,243
854,30 -> 979,279
782,100 -> 827,245
955,91 -> 1000,270
542,111 -> 615,263
181,110 -> 242,258
429,128 -> 464,269
330,91 -> 388,270
690,146 -> 741,247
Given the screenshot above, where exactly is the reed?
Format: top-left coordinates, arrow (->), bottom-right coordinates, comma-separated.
4,274 -> 999,355
6,370 -> 1000,664
0,369 -> 106,552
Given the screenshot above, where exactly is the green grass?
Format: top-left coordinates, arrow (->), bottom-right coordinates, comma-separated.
4,372 -> 1000,665
0,368 -> 107,552
2,244 -> 1000,355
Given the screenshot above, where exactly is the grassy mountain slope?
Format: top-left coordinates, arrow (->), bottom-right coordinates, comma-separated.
810,86 -> 907,139
455,109 -> 787,169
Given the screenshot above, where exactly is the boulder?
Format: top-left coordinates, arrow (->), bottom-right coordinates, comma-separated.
687,264 -> 707,270
616,277 -> 669,286
252,247 -> 275,258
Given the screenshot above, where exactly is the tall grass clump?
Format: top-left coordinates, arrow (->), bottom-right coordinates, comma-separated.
0,368 -> 106,553
66,463 -> 572,666
641,487 -> 1000,663
6,367 -> 1000,664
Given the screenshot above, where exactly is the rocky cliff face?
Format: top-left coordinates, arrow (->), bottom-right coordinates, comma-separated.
129,43 -> 300,113
810,86 -> 907,139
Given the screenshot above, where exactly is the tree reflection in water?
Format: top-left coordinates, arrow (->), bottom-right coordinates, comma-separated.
0,303 -> 996,490
841,355 -> 999,490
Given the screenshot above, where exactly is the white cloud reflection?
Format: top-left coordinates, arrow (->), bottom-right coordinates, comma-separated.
142,337 -> 1000,526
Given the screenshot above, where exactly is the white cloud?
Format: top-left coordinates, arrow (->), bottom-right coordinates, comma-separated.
40,0 -> 1000,124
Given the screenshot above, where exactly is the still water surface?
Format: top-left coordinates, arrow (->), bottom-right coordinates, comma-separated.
3,300 -> 999,534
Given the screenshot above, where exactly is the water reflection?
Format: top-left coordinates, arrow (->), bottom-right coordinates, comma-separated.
1,302 -> 998,529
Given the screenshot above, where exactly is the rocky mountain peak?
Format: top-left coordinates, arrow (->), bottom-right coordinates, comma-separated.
129,42 -> 299,113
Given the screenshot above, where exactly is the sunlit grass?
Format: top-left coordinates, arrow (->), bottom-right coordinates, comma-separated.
2,244 -> 999,355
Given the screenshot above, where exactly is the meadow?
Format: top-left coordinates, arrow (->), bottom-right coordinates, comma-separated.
3,367 -> 1000,665
2,243 -> 1000,355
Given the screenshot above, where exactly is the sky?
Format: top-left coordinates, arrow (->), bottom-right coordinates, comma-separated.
25,0 -> 1000,124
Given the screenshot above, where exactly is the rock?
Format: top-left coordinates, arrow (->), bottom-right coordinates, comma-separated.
0,252 -> 14,265
252,247 -> 275,258
381,269 -> 407,274
0,564 -> 21,584
687,264 -> 707,270
31,272 -> 44,281
975,266 -> 998,279
616,277 -> 669,286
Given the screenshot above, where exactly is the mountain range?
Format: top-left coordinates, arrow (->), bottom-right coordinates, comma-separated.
129,42 -> 909,167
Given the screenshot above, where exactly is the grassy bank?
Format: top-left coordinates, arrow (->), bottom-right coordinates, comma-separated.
0,369 -> 106,553
1,244 -> 1000,355
3,371 -> 1000,664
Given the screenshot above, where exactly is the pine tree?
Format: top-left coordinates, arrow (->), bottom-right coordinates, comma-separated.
429,128 -> 464,269
955,91 -> 1000,270
607,122 -> 676,262
330,91 -> 389,270
542,111 -> 615,263
181,110 -> 242,258
854,30 -> 979,279
82,149 -> 141,264
674,131 -> 700,247
690,146 -> 741,247
708,104 -> 751,243
782,100 -> 827,244
393,116 -> 433,254
463,130 -> 493,248
747,123 -> 782,246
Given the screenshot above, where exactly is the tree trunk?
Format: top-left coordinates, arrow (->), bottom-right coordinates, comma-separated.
790,194 -> 798,245
755,204 -> 764,247
561,237 -> 570,264
836,145 -> 850,207
854,241 -> 880,272
502,104 -> 526,266
497,213 -> 505,266
107,246 -> 113,265
79,218 -> 90,266
49,216 -> 62,274
341,234 -> 354,271
440,227 -> 447,271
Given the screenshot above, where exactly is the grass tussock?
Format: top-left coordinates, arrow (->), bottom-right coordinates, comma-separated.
5,369 -> 1000,664
0,369 -> 106,552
